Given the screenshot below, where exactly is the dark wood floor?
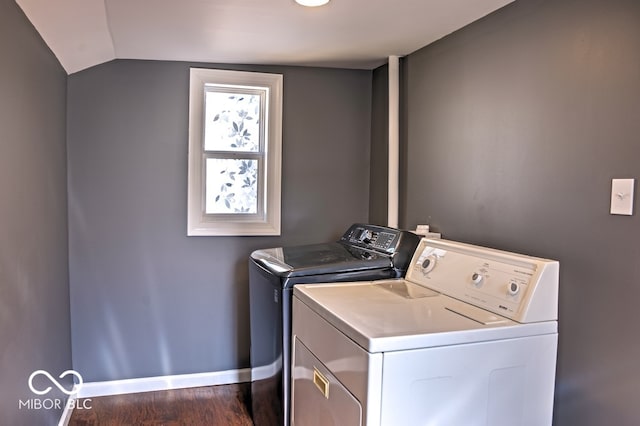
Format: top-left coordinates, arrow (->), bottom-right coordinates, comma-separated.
68,383 -> 257,425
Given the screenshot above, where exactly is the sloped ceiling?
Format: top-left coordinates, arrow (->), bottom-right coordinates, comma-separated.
15,0 -> 514,74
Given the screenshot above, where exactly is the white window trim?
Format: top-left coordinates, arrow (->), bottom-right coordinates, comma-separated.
188,68 -> 283,236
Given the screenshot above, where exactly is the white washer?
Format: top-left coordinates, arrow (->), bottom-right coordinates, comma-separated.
291,238 -> 559,426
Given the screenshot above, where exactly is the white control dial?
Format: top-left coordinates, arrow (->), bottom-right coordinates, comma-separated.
421,256 -> 437,274
471,272 -> 484,286
508,281 -> 520,296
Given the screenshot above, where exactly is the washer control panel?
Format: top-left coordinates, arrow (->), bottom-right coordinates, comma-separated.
407,239 -> 559,323
342,224 -> 400,253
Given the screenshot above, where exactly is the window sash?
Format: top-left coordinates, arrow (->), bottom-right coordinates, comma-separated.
202,85 -> 267,154
202,152 -> 265,218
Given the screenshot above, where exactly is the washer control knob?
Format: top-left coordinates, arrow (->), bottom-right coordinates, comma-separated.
508,281 -> 520,296
360,230 -> 373,244
420,256 -> 437,274
471,273 -> 484,286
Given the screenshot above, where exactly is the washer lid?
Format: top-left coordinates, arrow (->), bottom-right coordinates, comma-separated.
293,280 -> 557,353
251,242 -> 392,277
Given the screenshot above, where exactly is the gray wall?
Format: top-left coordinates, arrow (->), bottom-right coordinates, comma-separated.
0,0 -> 71,425
67,60 -> 372,381
401,0 -> 640,424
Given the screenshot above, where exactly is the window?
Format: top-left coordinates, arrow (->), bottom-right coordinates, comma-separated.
188,68 -> 283,236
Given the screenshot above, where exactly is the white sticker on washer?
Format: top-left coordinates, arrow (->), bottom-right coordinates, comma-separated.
417,247 -> 447,264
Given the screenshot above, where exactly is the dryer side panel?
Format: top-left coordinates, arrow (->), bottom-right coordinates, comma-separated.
291,339 -> 362,426
292,295 -> 383,425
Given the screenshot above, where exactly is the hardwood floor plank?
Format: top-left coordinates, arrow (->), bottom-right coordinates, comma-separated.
68,383 -> 256,425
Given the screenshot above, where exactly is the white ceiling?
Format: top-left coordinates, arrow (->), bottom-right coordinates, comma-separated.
15,0 -> 514,75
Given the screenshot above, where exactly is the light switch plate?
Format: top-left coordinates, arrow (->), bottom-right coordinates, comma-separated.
610,178 -> 635,215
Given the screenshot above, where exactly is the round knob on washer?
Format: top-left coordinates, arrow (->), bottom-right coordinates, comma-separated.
508,281 -> 520,296
420,256 -> 437,274
471,273 -> 484,285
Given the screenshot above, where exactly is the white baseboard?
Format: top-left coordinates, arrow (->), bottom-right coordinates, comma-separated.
75,367 -> 252,399
57,397 -> 74,426
251,357 -> 281,381
57,385 -> 80,426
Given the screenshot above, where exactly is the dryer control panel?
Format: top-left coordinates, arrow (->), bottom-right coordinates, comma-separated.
406,239 -> 559,323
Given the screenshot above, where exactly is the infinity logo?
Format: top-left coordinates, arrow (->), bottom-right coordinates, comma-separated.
28,370 -> 83,396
